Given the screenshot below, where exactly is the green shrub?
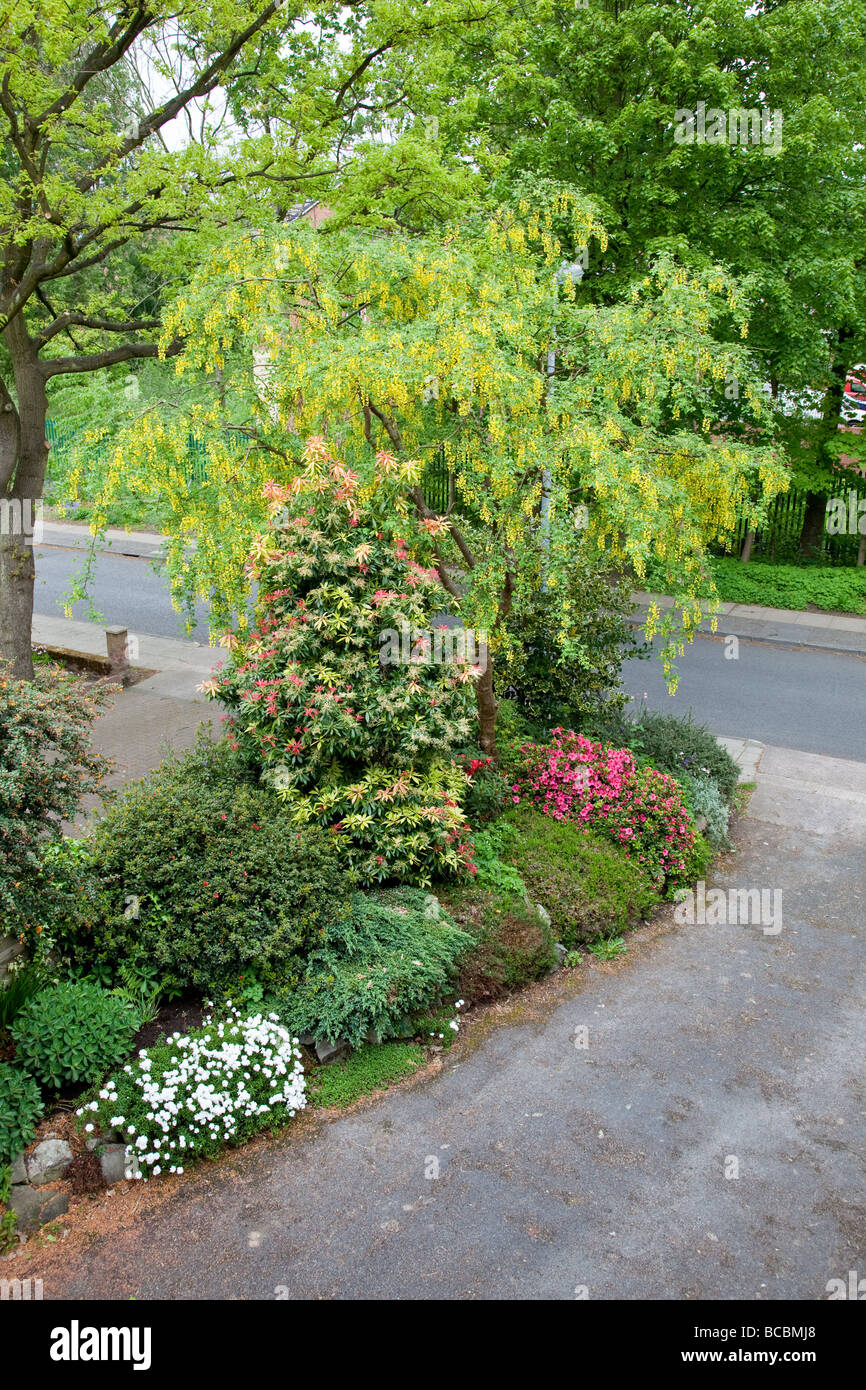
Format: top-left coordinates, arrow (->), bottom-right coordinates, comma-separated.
443,886 -> 558,1001
455,751 -> 513,828
504,810 -> 659,948
683,830 -> 714,882
11,981 -> 139,1091
495,549 -> 643,734
0,1063 -> 43,1165
278,889 -> 474,1046
682,772 -> 730,847
71,736 -> 352,996
307,1043 -> 425,1108
0,661 -> 112,944
584,709 -> 740,803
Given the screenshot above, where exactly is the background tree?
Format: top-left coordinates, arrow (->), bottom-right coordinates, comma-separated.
436,0 -> 866,556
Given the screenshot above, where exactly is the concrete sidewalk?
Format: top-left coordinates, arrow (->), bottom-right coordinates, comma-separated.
40,520 -> 167,560
633,589 -> 866,656
16,736 -> 866,1300
33,612 -> 223,803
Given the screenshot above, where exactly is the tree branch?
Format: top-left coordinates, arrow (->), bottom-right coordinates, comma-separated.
36,312 -> 161,347
40,338 -> 182,379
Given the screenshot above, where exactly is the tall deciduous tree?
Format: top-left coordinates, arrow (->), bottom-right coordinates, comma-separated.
436,0 -> 866,555
0,0 -> 488,676
97,193 -> 786,749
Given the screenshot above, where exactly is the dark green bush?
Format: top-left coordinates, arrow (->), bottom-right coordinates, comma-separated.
11,981 -> 139,1091
278,889 -> 474,1046
0,661 -> 112,945
495,551 -> 644,734
454,751 -> 512,828
0,1063 -> 43,1165
69,736 -> 352,996
504,810 -> 660,948
444,887 -> 558,1002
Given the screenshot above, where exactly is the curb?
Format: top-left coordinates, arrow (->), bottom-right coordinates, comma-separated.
629,615 -> 866,660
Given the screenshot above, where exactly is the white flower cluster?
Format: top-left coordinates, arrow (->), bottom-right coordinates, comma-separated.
81,1006 -> 305,1182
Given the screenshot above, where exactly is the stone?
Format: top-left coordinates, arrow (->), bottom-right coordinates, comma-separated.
554,942 -> 568,966
25,1139 -> 73,1186
297,1033 -> 316,1047
9,1154 -> 27,1186
363,1027 -> 382,1045
99,1144 -> 129,1185
8,1186 -> 69,1232
314,1038 -> 350,1064
85,1127 -> 124,1151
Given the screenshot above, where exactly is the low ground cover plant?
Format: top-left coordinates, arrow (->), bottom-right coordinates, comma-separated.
644,555 -> 866,614
307,1042 -> 425,1108
445,887 -> 558,1001
503,810 -> 660,947
709,557 -> 866,615
80,1005 -> 307,1180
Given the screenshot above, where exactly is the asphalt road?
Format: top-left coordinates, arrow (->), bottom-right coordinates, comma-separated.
621,635 -> 866,765
34,545 -> 866,761
34,544 -> 212,643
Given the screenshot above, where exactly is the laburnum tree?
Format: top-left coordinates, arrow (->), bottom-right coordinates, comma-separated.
0,0 -> 489,676
101,189 -> 787,749
203,436 -> 478,883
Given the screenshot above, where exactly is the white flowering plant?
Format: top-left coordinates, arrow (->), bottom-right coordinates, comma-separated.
77,1005 -> 306,1180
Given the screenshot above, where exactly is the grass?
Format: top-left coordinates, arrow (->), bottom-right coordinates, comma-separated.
646,555 -> 866,615
305,1042 -> 426,1108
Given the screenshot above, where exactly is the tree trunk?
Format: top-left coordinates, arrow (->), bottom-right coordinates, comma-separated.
475,654 -> 498,756
0,321 -> 50,678
799,491 -> 827,560
799,329 -> 854,558
0,530 -> 36,677
740,528 -> 756,562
